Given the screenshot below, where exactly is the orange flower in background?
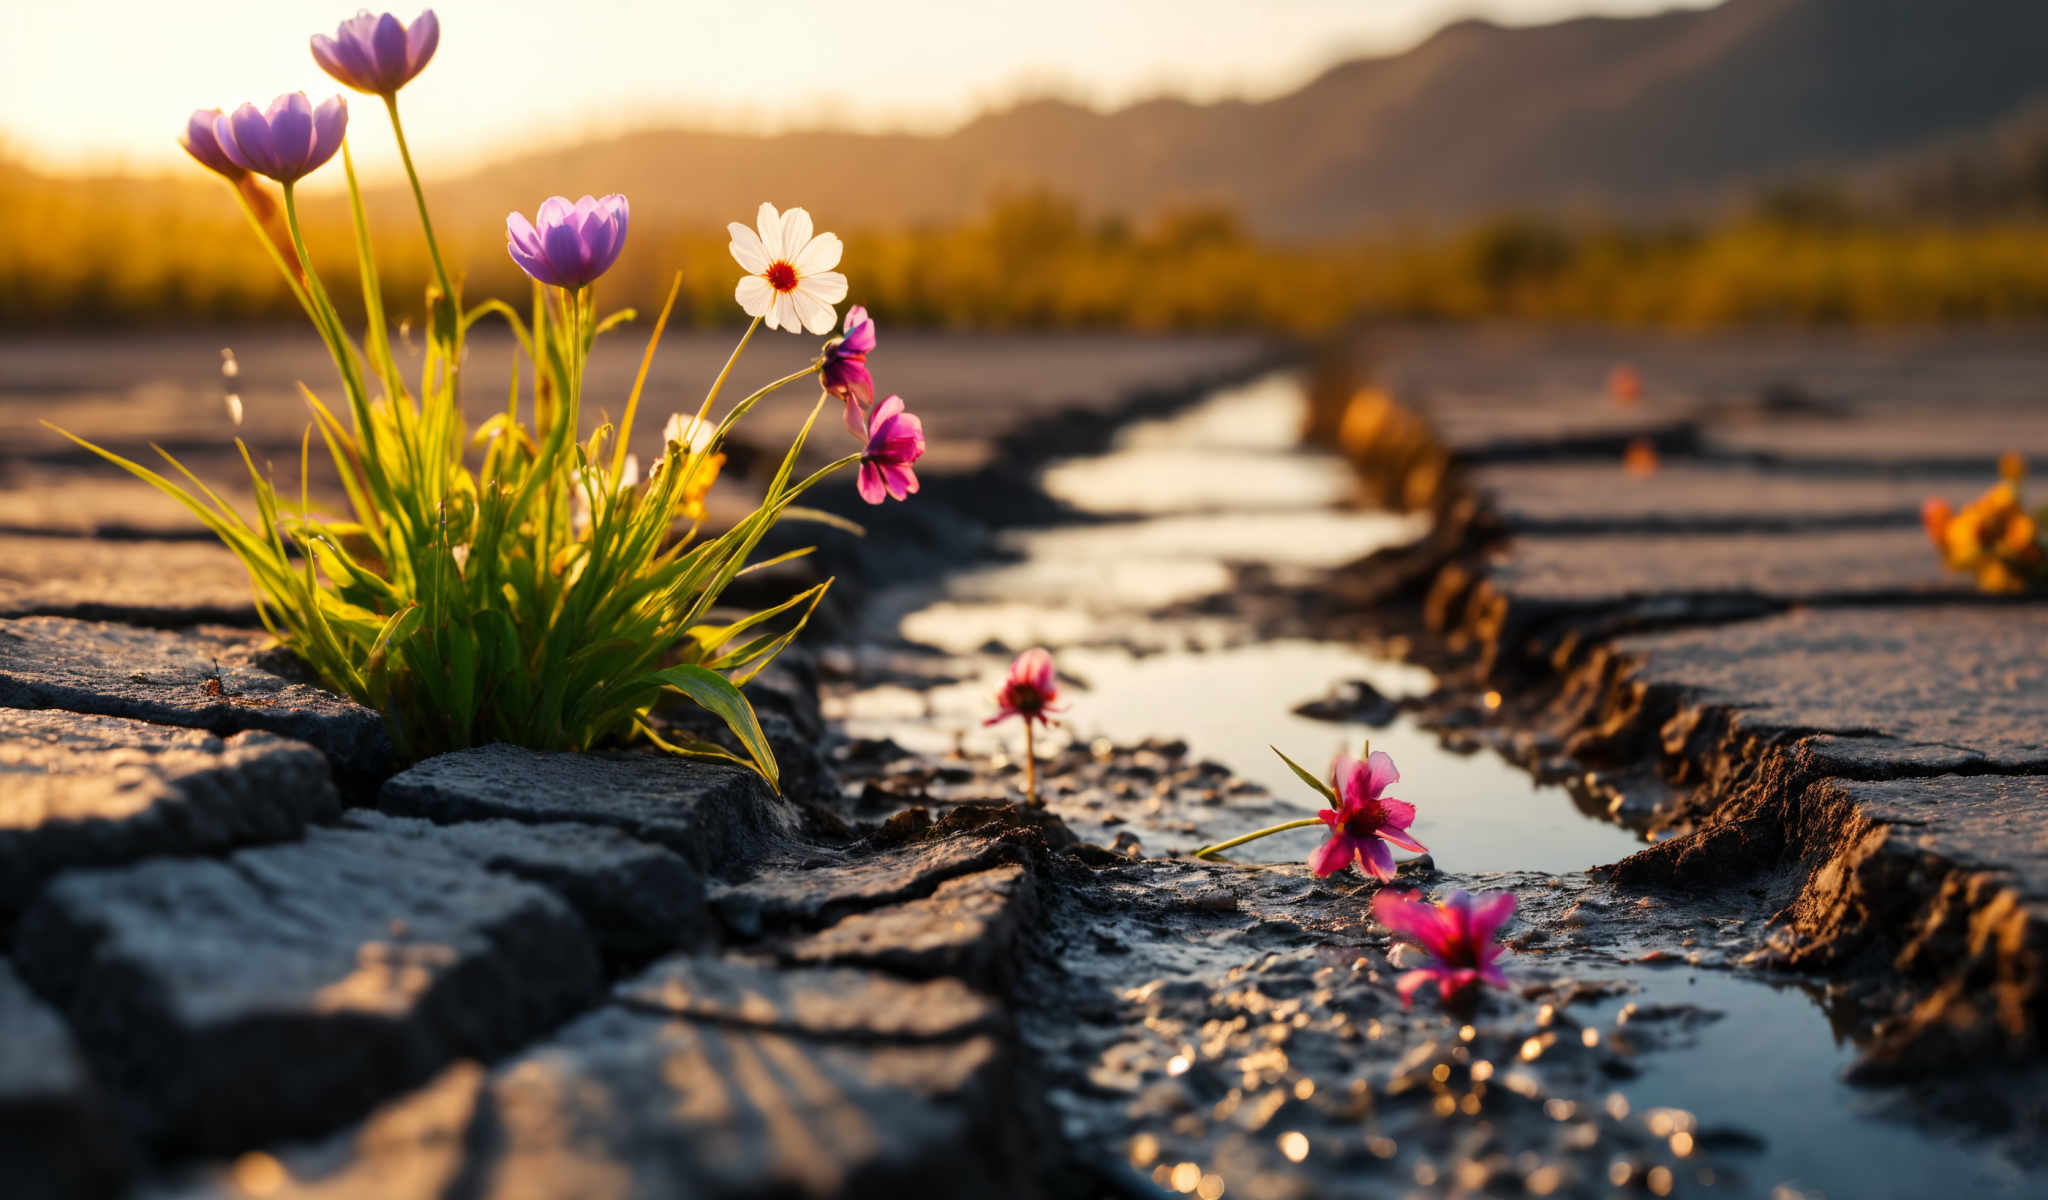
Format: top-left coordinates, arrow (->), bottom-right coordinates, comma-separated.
1924,473 -> 2045,595
1607,363 -> 1642,407
1623,437 -> 1660,477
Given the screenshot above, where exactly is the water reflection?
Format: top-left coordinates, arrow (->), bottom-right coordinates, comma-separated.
847,369 -> 1645,875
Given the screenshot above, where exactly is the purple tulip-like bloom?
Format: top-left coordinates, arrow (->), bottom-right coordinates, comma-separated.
179,108 -> 245,180
857,395 -> 924,505
213,93 -> 348,185
824,305 -> 877,435
507,195 -> 630,289
312,10 -> 441,97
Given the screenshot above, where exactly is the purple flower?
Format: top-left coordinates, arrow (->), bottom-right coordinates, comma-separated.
824,305 -> 877,435
1372,889 -> 1515,1007
857,394 -> 924,505
312,10 -> 440,97
1309,749 -> 1425,880
179,108 -> 244,180
212,93 -> 348,185
506,195 -> 630,289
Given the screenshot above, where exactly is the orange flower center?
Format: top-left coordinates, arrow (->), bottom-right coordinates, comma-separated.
766,261 -> 799,292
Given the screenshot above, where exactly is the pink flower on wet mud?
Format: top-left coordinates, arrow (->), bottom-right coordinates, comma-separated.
1309,748 -> 1425,880
985,647 -> 1062,727
856,394 -> 923,505
824,305 -> 877,435
1372,888 -> 1515,1007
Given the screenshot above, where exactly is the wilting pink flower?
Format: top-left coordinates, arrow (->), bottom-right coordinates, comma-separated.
985,647 -> 1062,727
857,394 -> 923,505
311,9 -> 440,97
1372,889 -> 1515,1006
824,305 -> 877,434
213,93 -> 348,184
1309,749 -> 1425,880
507,195 -> 630,289
179,108 -> 245,180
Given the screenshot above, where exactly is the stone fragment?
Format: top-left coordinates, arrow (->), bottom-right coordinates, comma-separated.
1613,606 -> 2048,775
713,834 -> 1020,932
339,810 -> 714,962
377,745 -> 800,877
615,954 -> 1001,1042
0,708 -> 338,912
782,864 -> 1036,986
13,825 -> 602,1152
166,1008 -> 1013,1200
0,962 -> 127,1200
0,534 -> 256,624
0,616 -> 391,782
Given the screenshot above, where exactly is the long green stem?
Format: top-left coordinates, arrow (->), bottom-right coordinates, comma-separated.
695,317 -> 760,428
382,95 -> 453,310
1191,818 -> 1324,861
710,363 -> 823,447
227,182 -> 313,319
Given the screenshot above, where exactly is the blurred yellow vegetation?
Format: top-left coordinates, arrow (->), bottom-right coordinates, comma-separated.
9,158 -> 2048,332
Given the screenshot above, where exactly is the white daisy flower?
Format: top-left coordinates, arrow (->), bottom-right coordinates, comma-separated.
660,412 -> 717,455
728,202 -> 848,334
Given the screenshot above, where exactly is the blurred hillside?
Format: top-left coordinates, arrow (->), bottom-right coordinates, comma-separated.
403,0 -> 2048,238
7,0 -> 2048,332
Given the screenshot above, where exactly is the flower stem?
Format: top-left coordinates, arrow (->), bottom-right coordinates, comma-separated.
1191,818 -> 1324,861
382,96 -> 455,327
1022,720 -> 1039,807
696,317 -> 761,428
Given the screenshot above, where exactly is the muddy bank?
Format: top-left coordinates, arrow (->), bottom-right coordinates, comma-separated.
1315,327 -> 2048,1082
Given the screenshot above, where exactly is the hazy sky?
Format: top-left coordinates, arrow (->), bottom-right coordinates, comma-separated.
3,0 -> 1718,175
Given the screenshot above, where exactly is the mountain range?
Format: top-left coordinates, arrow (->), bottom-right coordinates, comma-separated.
380,0 -> 2048,238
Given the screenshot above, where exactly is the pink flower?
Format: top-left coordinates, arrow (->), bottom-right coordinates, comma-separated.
1308,749 -> 1425,880
824,305 -> 877,435
985,647 -> 1062,727
856,394 -> 924,505
1372,889 -> 1515,1007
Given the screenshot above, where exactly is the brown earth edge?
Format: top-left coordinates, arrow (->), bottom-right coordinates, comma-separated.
1303,333 -> 2048,1079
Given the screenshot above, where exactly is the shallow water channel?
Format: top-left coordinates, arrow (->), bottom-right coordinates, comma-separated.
829,372 -> 2035,1197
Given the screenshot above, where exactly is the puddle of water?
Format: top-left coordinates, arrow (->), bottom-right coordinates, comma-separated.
842,367 -> 2036,1199
851,369 -> 1648,874
1589,968 -> 2033,1198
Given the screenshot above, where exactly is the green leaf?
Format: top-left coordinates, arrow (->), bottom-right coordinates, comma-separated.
645,664 -> 779,790
1271,745 -> 1339,805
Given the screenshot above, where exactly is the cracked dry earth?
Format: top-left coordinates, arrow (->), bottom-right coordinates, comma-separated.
3,328 -> 2048,1199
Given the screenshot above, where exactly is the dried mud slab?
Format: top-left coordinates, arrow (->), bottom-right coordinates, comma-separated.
0,534 -> 256,625
13,824 -> 604,1153
378,745 -> 801,877
0,616 -> 392,782
0,708 -> 338,913
0,962 -> 128,1200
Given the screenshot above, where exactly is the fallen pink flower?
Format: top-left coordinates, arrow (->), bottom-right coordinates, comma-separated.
1372,888 -> 1515,1007
1310,749 -> 1425,880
